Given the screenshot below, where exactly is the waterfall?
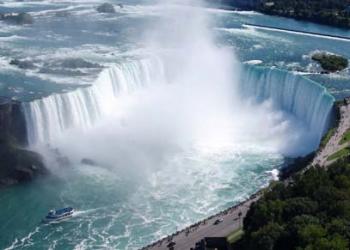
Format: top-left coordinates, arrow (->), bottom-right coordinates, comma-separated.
240,65 -> 335,142
23,56 -> 166,145
22,58 -> 334,149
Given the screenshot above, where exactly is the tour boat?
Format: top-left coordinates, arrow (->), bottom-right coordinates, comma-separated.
43,207 -> 74,223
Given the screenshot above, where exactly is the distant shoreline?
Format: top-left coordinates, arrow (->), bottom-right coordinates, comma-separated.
243,23 -> 350,42
214,1 -> 350,29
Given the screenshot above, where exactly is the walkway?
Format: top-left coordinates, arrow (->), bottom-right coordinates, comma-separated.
312,100 -> 350,167
141,194 -> 260,250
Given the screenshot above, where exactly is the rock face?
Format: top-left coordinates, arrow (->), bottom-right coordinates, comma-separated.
0,146 -> 47,187
96,3 -> 116,13
0,98 -> 28,145
0,13 -> 34,25
0,98 -> 47,187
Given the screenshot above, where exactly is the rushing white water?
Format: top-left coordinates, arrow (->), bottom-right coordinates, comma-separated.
21,0 -> 334,156
23,59 -> 334,153
23,57 -> 166,145
241,65 -> 335,142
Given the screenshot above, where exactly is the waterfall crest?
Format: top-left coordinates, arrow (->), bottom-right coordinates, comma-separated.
22,59 -> 334,149
240,65 -> 335,142
23,57 -> 166,145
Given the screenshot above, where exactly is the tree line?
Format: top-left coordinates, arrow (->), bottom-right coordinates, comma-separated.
221,0 -> 350,28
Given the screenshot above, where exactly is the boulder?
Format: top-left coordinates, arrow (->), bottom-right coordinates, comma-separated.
96,3 -> 116,13
0,13 -> 34,25
0,144 -> 47,187
81,158 -> 98,166
10,59 -> 35,69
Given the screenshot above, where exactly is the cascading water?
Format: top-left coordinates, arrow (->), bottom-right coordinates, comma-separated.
22,60 -> 335,151
23,56 -> 166,145
240,65 -> 335,143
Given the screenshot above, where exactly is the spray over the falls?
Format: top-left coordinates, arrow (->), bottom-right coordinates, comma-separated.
21,0 -> 334,164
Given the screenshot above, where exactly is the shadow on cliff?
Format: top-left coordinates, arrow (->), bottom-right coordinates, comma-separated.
0,98 -> 47,187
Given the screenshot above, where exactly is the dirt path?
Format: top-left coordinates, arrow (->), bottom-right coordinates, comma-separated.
312,101 -> 350,167
141,194 -> 260,250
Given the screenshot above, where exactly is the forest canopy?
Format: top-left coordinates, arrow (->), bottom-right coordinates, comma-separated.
234,158 -> 350,250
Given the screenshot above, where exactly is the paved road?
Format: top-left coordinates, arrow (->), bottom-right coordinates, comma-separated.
312,102 -> 350,167
141,195 -> 260,250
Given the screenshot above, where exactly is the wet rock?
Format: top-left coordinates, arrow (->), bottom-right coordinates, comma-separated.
61,58 -> 101,69
0,13 -> 34,25
0,143 -> 47,187
81,158 -> 98,166
0,98 -> 47,188
3,148 -> 47,183
39,67 -> 88,76
0,98 -> 28,145
55,11 -> 71,17
10,59 -> 35,69
96,3 -> 116,13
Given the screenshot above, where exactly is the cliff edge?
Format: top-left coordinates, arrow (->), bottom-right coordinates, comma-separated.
0,97 -> 47,187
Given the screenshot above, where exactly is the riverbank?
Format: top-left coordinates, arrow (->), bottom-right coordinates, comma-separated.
141,192 -> 261,250
312,98 -> 350,167
216,0 -> 350,29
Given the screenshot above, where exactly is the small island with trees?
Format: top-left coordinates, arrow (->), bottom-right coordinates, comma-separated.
312,52 -> 349,73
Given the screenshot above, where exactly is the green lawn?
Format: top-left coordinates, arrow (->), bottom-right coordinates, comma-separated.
327,147 -> 350,161
227,229 -> 244,244
340,129 -> 350,145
